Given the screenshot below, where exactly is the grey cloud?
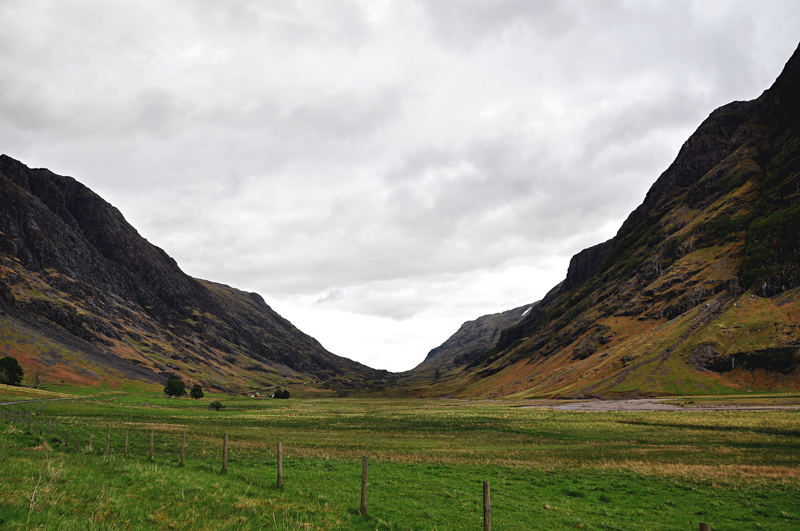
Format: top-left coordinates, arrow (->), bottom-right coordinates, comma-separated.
418,0 -> 576,46
582,90 -> 710,163
187,0 -> 372,49
317,289 -> 345,304
279,88 -> 405,139
130,88 -> 184,134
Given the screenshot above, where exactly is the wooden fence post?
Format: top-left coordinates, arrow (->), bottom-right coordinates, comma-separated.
64,428 -> 69,446
483,481 -> 491,531
360,456 -> 368,516
699,524 -> 710,531
105,433 -> 110,456
125,431 -> 129,456
277,442 -> 283,487
222,433 -> 228,474
89,433 -> 94,451
180,431 -> 186,466
149,430 -> 154,460
49,419 -> 52,437
26,414 -> 31,432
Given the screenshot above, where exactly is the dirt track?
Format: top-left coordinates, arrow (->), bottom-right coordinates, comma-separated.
529,398 -> 800,412
0,397 -> 78,407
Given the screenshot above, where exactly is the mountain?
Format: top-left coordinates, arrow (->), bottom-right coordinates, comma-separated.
407,43 -> 800,398
0,155 -> 383,391
416,303 -> 537,371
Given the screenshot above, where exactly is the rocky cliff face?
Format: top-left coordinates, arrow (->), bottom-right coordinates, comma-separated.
0,156 -> 381,390
560,239 -> 614,294
417,303 -> 536,370
410,43 -> 800,398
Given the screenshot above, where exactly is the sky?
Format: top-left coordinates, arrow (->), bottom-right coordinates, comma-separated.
1,1 -> 799,372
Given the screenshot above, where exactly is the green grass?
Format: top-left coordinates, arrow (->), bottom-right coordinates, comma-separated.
1,396 -> 799,530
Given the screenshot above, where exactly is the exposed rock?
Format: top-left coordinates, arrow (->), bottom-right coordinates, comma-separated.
416,303 -> 536,369
690,344 -> 799,374
559,239 -> 614,294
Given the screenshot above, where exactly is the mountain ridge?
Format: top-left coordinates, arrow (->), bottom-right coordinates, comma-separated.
406,42 -> 800,398
0,155 -> 382,391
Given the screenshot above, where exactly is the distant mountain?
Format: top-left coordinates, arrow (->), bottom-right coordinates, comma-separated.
408,43 -> 800,398
0,156 -> 382,391
416,303 -> 537,371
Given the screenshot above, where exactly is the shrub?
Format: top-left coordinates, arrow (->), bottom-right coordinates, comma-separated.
209,400 -> 225,411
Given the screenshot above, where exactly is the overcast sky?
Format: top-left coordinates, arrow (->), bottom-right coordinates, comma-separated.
1,1 -> 798,371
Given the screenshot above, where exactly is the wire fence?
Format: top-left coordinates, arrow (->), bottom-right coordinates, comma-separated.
2,409 -> 718,531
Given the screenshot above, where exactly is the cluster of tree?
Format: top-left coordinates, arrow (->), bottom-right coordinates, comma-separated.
273,388 -> 290,399
0,356 -> 24,386
163,378 -> 204,400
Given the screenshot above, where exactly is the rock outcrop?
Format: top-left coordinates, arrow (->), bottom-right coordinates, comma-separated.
417,303 -> 536,369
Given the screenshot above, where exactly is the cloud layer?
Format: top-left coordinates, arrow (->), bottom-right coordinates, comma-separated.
2,0 -> 799,370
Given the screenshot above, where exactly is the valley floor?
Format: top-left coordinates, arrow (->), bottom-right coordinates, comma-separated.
1,392 -> 798,530
526,397 -> 800,412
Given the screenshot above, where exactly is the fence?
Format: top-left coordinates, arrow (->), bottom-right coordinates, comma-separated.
1,409 -> 715,530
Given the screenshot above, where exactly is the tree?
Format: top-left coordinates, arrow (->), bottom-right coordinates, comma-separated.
209,400 -> 225,411
190,384 -> 204,400
273,389 -> 290,399
0,356 -> 24,386
163,378 -> 187,398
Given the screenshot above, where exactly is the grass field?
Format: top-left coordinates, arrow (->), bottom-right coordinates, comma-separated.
1,393 -> 799,530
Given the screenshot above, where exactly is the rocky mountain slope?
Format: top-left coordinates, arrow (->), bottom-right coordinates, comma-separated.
407,43 -> 800,398
415,303 -> 537,371
0,156 -> 383,391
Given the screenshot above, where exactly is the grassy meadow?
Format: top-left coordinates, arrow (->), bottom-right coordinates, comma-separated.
0,392 -> 799,530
